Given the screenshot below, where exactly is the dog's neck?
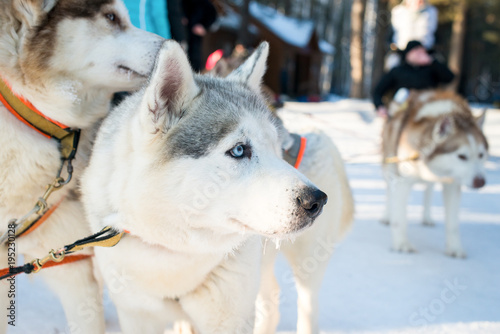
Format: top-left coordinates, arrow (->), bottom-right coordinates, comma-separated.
5,76 -> 114,129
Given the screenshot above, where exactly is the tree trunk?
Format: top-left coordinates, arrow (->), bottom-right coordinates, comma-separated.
371,0 -> 390,94
448,0 -> 468,92
331,0 -> 347,95
238,0 -> 251,47
284,0 -> 292,15
309,0 -> 316,19
350,0 -> 368,98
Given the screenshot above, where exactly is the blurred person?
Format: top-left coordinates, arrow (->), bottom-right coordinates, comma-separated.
122,0 -> 171,38
183,0 -> 218,71
385,0 -> 438,70
392,0 -> 438,51
373,41 -> 455,117
167,0 -> 187,48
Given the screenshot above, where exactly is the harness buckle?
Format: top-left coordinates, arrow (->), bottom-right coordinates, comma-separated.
55,159 -> 74,187
31,249 -> 66,273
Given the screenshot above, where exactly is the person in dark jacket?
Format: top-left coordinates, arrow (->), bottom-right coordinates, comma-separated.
182,0 -> 218,72
373,40 -> 455,117
167,0 -> 187,46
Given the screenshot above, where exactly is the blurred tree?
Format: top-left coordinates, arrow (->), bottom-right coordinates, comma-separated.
238,0 -> 251,46
350,0 -> 368,98
371,0 -> 390,93
331,0 -> 351,96
251,0 -> 500,100
448,0 -> 467,91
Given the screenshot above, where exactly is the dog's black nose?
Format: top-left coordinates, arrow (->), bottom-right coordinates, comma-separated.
297,189 -> 328,218
473,176 -> 486,189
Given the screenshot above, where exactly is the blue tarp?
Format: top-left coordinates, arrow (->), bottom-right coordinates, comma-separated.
123,0 -> 171,39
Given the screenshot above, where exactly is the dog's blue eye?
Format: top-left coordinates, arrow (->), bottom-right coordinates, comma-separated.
105,13 -> 115,22
230,145 -> 245,158
226,144 -> 251,159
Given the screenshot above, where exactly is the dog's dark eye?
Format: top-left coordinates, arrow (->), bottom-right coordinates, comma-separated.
105,13 -> 116,22
227,144 -> 251,159
458,154 -> 468,161
479,153 -> 484,159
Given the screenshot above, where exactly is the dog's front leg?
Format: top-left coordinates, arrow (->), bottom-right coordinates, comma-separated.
422,183 -> 436,226
180,237 -> 262,334
381,166 -> 396,226
442,182 -> 466,258
390,178 -> 415,253
254,240 -> 280,334
38,256 -> 105,334
381,181 -> 392,226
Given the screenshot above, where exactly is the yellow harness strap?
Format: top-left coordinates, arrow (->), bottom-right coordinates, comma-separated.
0,77 -> 81,243
0,78 -> 80,161
384,152 -> 420,164
0,226 -> 126,279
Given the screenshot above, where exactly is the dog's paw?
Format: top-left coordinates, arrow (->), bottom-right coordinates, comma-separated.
392,241 -> 416,253
174,320 -> 196,334
422,220 -> 436,227
446,247 -> 467,259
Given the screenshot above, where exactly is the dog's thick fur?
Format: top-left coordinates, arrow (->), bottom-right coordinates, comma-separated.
254,128 -> 353,334
0,0 -> 162,332
382,90 -> 488,257
210,49 -> 354,334
81,41 -> 329,334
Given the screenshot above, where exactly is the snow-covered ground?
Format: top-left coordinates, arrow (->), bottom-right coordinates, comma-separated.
8,99 -> 500,333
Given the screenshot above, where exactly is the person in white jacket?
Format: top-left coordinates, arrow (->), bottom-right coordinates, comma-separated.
391,0 -> 438,51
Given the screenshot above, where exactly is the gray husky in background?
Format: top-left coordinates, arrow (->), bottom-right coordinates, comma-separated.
82,41 -> 327,333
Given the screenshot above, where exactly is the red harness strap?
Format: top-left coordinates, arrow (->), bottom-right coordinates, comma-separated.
30,254 -> 93,273
17,198 -> 65,238
294,136 -> 307,169
0,254 -> 92,279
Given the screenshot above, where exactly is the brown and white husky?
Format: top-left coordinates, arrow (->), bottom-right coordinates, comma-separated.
381,90 -> 488,258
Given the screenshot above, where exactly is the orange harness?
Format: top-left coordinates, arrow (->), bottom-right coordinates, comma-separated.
294,136 -> 307,169
0,254 -> 93,279
0,78 -> 81,237
0,77 -> 87,274
0,80 -> 70,138
16,198 -> 65,238
283,134 -> 307,170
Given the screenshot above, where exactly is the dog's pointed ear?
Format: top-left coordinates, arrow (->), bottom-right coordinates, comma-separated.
13,0 -> 57,27
227,42 -> 269,92
141,40 -> 199,134
433,115 -> 455,142
475,108 -> 487,129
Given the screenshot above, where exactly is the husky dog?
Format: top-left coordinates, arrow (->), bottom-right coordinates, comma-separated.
81,41 -> 328,334
208,49 -> 354,334
382,90 -> 488,257
0,0 -> 162,332
253,128 -> 353,334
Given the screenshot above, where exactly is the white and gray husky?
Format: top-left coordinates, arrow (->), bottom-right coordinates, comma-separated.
0,0 -> 162,332
81,41 -> 328,333
382,90 -> 488,258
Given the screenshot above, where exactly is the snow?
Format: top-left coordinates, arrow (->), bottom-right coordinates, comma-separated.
319,40 -> 335,55
218,2 -> 335,55
215,7 -> 259,36
250,2 -> 315,49
8,99 -> 500,333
